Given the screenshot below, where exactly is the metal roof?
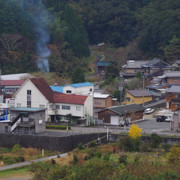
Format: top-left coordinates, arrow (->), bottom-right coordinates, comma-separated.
164,71 -> 180,77
166,85 -> 180,93
65,82 -> 94,88
127,90 -> 153,97
94,93 -> 110,98
1,73 -> 32,80
124,60 -> 148,69
109,104 -> 145,115
10,107 -> 46,112
97,61 -> 111,67
50,86 -> 63,93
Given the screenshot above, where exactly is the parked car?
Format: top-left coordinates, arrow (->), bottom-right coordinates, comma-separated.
145,108 -> 154,114
156,116 -> 166,122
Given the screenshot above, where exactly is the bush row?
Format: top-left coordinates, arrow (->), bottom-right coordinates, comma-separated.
46,125 -> 71,130
0,155 -> 24,165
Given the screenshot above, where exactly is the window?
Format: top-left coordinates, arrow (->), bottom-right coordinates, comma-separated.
27,90 -> 31,107
56,105 -> 60,109
76,106 -> 81,111
95,99 -> 101,105
39,105 -> 45,108
17,103 -> 21,107
89,88 -> 92,92
49,104 -> 53,108
126,98 -> 130,102
62,105 -> 70,110
66,90 -> 72,94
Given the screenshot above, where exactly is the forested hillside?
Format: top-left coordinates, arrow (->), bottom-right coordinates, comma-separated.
0,0 -> 179,75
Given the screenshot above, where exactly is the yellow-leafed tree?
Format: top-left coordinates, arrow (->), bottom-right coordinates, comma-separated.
129,124 -> 142,138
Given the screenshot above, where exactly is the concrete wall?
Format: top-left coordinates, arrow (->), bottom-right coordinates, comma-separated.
0,133 -> 106,152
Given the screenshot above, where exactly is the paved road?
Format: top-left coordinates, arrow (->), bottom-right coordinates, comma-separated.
0,153 -> 68,171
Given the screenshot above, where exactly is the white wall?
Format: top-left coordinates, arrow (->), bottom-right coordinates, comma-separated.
63,86 -> 94,95
55,103 -> 84,117
84,95 -> 93,116
14,80 -> 49,121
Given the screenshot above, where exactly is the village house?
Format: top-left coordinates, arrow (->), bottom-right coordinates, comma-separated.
13,78 -> 93,122
93,92 -> 117,116
121,59 -> 172,79
166,85 -> 180,111
121,60 -> 148,78
162,71 -> 180,85
97,61 -> 111,76
98,104 -> 145,125
172,109 -> 180,132
50,82 -> 94,95
125,90 -> 153,105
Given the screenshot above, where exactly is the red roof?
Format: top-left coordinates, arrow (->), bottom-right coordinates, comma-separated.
53,92 -> 88,105
30,78 -> 54,102
1,80 -> 25,86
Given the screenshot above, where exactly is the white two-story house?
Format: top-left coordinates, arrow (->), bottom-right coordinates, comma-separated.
13,78 -> 93,122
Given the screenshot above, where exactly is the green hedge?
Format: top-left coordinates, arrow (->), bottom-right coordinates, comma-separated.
46,125 -> 71,130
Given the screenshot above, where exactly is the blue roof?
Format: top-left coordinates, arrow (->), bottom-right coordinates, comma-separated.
50,85 -> 63,93
65,82 -> 94,88
97,61 -> 111,67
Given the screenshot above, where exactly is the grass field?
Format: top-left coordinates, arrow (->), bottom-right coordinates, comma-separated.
0,167 -> 32,180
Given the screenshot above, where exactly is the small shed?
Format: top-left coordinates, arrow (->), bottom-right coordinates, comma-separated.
98,104 -> 145,125
9,107 -> 46,134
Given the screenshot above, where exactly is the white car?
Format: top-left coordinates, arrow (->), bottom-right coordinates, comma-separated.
145,108 -> 154,114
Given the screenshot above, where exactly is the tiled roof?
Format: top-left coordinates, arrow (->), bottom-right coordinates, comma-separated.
30,78 -> 54,102
53,92 -> 88,105
109,104 -> 145,115
50,85 -> 63,93
1,80 -> 25,86
65,82 -> 94,88
127,90 -> 153,97
142,58 -> 171,68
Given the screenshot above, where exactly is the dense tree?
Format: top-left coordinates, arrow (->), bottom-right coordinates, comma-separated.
71,66 -> 85,83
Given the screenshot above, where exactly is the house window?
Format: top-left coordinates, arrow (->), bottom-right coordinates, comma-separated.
66,90 -> 72,94
95,99 -> 101,105
39,105 -> 45,108
17,103 -> 21,107
76,106 -> 81,111
62,105 -> 70,110
56,105 -> 60,109
89,88 -> 92,92
49,104 -> 53,109
126,98 -> 130,102
27,90 -> 31,107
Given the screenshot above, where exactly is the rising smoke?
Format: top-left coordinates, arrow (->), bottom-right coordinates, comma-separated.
10,0 -> 52,72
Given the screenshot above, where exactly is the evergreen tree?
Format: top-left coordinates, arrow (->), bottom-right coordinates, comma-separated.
71,67 -> 85,83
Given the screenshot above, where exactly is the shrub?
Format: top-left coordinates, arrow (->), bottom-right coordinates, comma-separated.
140,143 -> 151,152
129,124 -> 142,138
46,125 -> 71,130
2,156 -> 16,165
151,133 -> 161,148
162,144 -> 172,152
88,152 -> 95,159
12,144 -> 21,154
78,143 -> 84,150
118,136 -> 141,152
95,151 -> 102,158
73,155 -> 78,165
103,151 -> 111,161
89,141 -> 96,148
119,154 -> 128,165
134,155 -> 140,164
168,146 -> 180,163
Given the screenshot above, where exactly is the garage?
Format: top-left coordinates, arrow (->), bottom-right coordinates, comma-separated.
110,116 -> 119,125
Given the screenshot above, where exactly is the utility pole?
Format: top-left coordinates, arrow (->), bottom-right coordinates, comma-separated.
143,74 -> 145,107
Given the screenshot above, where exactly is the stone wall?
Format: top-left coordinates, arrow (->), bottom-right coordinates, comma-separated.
0,133 -> 106,152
